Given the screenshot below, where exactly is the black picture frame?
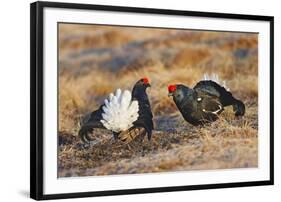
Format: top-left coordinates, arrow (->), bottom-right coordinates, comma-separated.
30,1 -> 274,200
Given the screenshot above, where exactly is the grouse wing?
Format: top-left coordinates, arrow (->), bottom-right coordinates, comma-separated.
194,80 -> 235,106
78,105 -> 106,143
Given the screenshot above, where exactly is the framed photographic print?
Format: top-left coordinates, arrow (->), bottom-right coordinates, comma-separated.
30,1 -> 274,200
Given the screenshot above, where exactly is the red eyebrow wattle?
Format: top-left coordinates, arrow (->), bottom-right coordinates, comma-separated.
168,85 -> 177,92
142,77 -> 149,84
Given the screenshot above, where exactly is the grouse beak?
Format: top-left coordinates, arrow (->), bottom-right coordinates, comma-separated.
168,92 -> 173,97
147,83 -> 151,88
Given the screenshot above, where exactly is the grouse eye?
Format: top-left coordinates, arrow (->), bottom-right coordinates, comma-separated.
197,97 -> 202,102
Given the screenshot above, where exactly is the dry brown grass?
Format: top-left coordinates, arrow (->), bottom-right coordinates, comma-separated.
58,23 -> 258,177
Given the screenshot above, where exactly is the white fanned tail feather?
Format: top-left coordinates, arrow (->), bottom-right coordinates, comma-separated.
203,73 -> 230,91
100,89 -> 139,133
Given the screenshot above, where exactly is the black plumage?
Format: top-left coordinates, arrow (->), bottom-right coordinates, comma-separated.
168,80 -> 245,126
79,78 -> 154,144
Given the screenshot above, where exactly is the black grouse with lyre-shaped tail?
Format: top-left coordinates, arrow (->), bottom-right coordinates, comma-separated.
168,74 -> 245,126
79,78 -> 154,144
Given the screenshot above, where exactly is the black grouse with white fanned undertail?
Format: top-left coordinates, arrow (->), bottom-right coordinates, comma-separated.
168,74 -> 245,125
79,78 -> 154,144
